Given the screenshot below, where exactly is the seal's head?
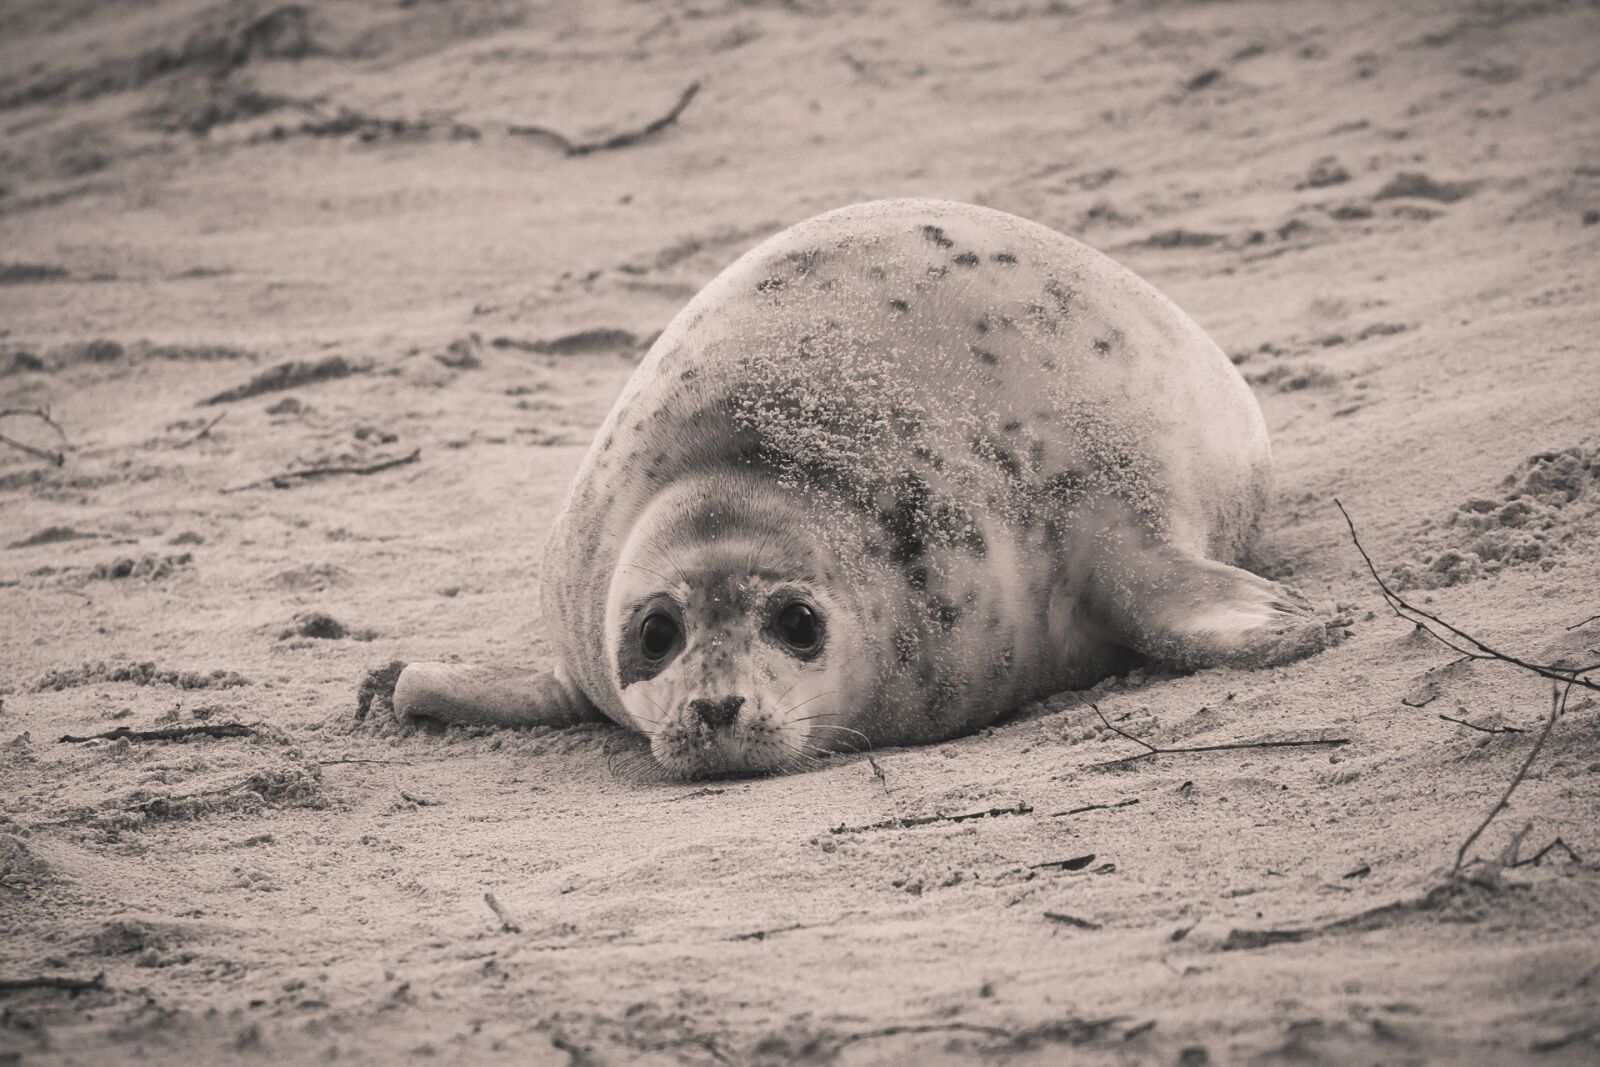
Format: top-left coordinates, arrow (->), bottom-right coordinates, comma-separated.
604,473 -> 876,779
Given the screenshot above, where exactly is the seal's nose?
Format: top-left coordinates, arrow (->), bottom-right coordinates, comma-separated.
689,695 -> 744,729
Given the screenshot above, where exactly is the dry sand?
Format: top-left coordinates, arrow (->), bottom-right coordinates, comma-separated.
2,1 -> 1599,1063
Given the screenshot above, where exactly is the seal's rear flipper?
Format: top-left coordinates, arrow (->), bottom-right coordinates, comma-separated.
393,662 -> 603,728
1092,545 -> 1328,671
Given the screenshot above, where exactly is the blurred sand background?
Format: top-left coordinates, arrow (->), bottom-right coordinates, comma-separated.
2,0 -> 1599,1063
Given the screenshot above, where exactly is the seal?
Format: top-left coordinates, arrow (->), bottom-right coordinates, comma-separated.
393,198 -> 1327,778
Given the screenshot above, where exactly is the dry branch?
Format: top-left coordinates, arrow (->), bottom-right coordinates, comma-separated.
317,756 -> 412,766
509,81 -> 701,155
829,802 -> 1031,835
1043,911 -> 1102,929
484,892 -> 522,934
221,448 -> 420,493
58,722 -> 256,743
1335,500 -> 1600,692
1453,681 -> 1573,872
1084,701 -> 1348,770
0,407 -> 68,466
0,973 -> 107,994
176,411 -> 227,447
1050,797 -> 1139,818
1564,613 -> 1599,631
1438,713 -> 1523,735
1509,837 -> 1581,868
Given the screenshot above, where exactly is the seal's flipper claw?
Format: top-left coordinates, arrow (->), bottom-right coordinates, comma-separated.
393,662 -> 603,728
1094,547 -> 1328,671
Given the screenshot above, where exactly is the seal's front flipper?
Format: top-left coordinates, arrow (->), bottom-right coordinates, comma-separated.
393,662 -> 603,728
1093,545 -> 1328,671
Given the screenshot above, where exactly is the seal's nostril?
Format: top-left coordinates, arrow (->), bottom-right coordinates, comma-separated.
690,695 -> 745,729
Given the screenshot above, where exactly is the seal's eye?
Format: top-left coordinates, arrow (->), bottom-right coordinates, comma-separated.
775,602 -> 823,653
640,613 -> 678,660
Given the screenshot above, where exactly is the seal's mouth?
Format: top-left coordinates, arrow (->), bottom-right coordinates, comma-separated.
647,712 -> 807,780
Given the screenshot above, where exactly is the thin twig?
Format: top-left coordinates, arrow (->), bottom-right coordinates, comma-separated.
317,756 -> 413,766
58,722 -> 256,743
1335,500 -> 1600,692
829,802 -> 1031,835
399,789 -> 441,807
0,407 -> 68,466
1043,911 -> 1102,929
1565,613 -> 1599,631
221,448 -> 420,493
1438,713 -> 1523,735
1509,837 -> 1581,868
867,755 -> 891,795
0,973 -> 107,994
1083,700 -> 1348,769
1453,680 -> 1573,873
176,411 -> 227,448
484,892 -> 522,933
509,81 -> 701,155
1050,798 -> 1140,817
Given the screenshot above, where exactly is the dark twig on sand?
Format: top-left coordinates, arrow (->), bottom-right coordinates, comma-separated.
221,448 -> 420,493
0,407 -> 68,466
317,756 -> 413,767
509,81 -> 701,156
1031,854 -> 1097,872
1510,837 -> 1582,868
1043,911 -> 1102,929
1564,613 -> 1600,631
0,973 -> 107,994
1050,797 -> 1140,818
1438,713 -> 1523,735
484,892 -> 522,934
58,722 -> 256,744
399,789 -> 441,807
1334,500 -> 1600,693
1453,680 -> 1574,873
867,754 -> 891,795
176,411 -> 227,447
829,802 -> 1032,835
1084,701 -> 1348,770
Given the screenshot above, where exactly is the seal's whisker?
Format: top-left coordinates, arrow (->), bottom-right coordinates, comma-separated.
616,560 -> 677,588
778,690 -> 836,720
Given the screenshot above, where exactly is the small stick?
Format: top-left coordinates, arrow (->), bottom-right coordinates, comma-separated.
58,722 -> 256,743
221,448 -> 421,493
1509,837 -> 1581,868
1438,713 -> 1523,735
177,411 -> 227,448
867,754 -> 891,795
1564,613 -> 1599,631
509,82 -> 701,156
1453,680 -> 1572,873
1400,692 -> 1438,708
399,789 -> 441,807
1031,854 -> 1097,872
1043,911 -> 1102,930
1335,500 -> 1600,692
0,973 -> 107,993
317,756 -> 413,766
0,406 -> 68,466
484,892 -> 522,933
830,802 -> 1031,835
1084,701 -> 1348,769
1050,798 -> 1140,818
